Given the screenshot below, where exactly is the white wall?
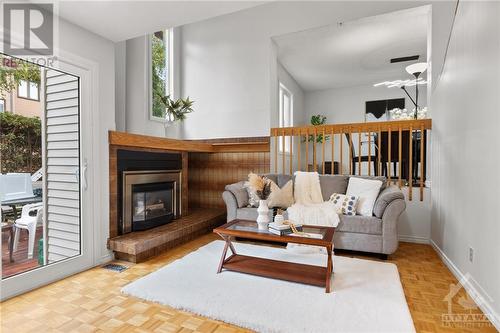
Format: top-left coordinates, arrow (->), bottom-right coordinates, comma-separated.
430,1 -> 500,328
304,83 -> 427,124
178,1 -> 455,140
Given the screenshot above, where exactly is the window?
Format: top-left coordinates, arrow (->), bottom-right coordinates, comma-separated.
17,79 -> 39,100
0,99 -> 4,112
151,29 -> 172,119
279,83 -> 293,153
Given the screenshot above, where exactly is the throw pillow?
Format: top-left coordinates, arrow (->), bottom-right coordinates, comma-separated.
244,181 -> 261,207
268,180 -> 294,208
346,177 -> 383,216
329,193 -> 359,216
225,181 -> 249,208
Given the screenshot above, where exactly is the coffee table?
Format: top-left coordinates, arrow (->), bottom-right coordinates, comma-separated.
213,219 -> 335,293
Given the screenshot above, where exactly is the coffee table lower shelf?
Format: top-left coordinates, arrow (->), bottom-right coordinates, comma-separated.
221,254 -> 327,288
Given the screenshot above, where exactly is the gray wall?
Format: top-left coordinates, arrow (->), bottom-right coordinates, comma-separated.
431,1 -> 500,328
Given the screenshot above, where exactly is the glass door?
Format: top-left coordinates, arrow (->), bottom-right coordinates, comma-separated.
1,54 -> 93,299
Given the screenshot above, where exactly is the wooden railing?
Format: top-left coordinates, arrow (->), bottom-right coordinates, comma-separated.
270,119 -> 432,201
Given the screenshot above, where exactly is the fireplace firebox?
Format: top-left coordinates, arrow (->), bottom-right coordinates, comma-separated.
122,170 -> 181,234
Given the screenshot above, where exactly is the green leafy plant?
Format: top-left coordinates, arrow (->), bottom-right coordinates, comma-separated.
0,56 -> 41,95
158,95 -> 194,121
304,114 -> 329,143
0,112 -> 42,173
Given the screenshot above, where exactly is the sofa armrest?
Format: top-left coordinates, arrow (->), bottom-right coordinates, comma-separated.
373,185 -> 405,218
381,198 -> 406,254
222,191 -> 238,222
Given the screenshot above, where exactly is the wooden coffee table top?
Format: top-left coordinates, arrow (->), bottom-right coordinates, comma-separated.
214,219 -> 335,247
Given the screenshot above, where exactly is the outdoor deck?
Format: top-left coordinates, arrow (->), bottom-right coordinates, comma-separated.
1,225 -> 42,278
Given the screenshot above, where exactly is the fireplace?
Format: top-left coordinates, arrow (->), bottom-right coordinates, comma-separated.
122,170 -> 181,233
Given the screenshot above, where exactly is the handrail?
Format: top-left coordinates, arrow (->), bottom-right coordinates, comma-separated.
270,119 -> 432,201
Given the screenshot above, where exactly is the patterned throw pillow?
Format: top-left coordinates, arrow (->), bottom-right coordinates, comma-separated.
244,181 -> 261,207
329,193 -> 359,216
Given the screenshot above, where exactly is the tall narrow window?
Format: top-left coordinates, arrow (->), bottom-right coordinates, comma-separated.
151,29 -> 171,119
279,83 -> 293,153
0,99 -> 5,112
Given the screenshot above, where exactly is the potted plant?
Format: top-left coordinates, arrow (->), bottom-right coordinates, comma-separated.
158,95 -> 195,127
305,114 -> 329,143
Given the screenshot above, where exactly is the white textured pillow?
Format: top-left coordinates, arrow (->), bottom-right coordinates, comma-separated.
329,193 -> 359,216
268,180 -> 294,208
346,177 -> 383,216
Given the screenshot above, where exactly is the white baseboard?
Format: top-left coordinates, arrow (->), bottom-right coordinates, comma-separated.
430,240 -> 500,331
398,235 -> 430,244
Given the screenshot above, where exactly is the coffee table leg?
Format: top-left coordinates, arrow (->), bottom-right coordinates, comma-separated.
326,245 -> 333,293
217,239 -> 229,273
217,236 -> 237,273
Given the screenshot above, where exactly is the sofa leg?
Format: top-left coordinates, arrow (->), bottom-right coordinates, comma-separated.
379,254 -> 388,260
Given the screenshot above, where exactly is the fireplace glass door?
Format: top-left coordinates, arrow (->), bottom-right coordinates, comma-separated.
131,182 -> 174,231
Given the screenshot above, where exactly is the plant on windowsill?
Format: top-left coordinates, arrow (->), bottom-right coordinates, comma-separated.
157,94 -> 195,127
303,114 -> 330,143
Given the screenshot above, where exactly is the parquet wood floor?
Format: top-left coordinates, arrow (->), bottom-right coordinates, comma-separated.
1,234 -> 497,333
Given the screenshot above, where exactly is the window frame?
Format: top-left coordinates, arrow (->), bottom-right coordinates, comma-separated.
149,29 -> 174,122
278,83 -> 294,154
17,79 -> 40,101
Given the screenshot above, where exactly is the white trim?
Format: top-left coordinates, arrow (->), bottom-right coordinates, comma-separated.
430,240 -> 500,331
398,235 -> 429,244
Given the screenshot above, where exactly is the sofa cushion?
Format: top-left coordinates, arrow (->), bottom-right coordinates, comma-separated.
373,186 -> 405,218
319,175 -> 349,201
338,215 -> 382,235
349,175 -> 388,190
263,174 -> 278,185
224,181 -> 248,208
277,174 -> 293,188
268,180 -> 294,208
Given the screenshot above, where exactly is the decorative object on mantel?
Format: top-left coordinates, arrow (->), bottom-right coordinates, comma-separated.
158,95 -> 195,127
246,173 -> 272,230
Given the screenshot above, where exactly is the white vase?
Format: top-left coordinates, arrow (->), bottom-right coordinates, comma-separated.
256,200 -> 270,230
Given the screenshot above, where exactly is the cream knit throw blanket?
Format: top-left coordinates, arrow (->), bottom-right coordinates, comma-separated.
288,171 -> 340,228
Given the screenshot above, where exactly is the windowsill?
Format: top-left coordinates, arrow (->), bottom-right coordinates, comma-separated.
17,96 -> 40,102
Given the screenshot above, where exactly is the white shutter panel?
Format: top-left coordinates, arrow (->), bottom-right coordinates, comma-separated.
45,70 -> 80,264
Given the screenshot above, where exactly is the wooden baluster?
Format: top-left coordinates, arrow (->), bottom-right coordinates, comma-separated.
331,129 -> 335,175
388,126 -> 392,184
377,128 -> 381,176
340,128 -> 343,175
398,127 -> 402,188
322,128 -> 326,174
274,129 -> 278,173
313,128 -> 317,172
289,130 -> 293,175
420,124 -> 425,201
282,128 -> 286,174
409,126 -> 413,201
349,128 -> 353,175
297,130 -> 301,172
305,128 -> 309,172
368,131 -> 372,176
358,131 -> 362,176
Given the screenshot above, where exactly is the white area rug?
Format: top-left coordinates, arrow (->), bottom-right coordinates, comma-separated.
122,241 -> 415,333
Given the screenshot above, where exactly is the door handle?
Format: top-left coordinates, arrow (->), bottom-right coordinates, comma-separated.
82,160 -> 88,190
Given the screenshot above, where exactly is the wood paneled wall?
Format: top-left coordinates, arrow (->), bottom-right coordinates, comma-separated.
188,137 -> 270,209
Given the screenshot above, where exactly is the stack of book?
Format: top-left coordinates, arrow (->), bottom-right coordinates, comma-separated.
268,222 -> 303,236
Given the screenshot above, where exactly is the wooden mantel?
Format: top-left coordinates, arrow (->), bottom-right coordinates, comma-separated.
109,131 -> 269,153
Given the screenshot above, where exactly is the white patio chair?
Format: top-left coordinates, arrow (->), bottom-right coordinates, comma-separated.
13,202 -> 43,259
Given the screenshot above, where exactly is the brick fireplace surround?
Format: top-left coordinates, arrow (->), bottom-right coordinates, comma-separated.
107,131 -> 269,262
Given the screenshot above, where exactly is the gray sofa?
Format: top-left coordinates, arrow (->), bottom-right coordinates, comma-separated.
222,174 -> 406,257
